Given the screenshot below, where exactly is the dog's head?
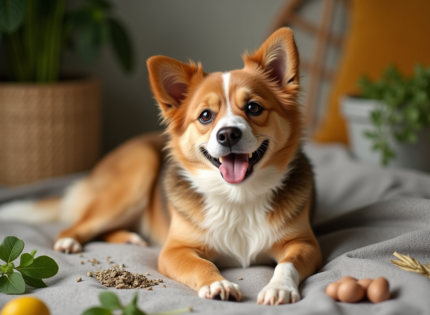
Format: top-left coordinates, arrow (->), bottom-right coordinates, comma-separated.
147,28 -> 302,194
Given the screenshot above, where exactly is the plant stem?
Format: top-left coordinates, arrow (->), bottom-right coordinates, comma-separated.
152,307 -> 193,315
36,8 -> 48,82
7,33 -> 26,81
47,0 -> 66,81
23,0 -> 36,81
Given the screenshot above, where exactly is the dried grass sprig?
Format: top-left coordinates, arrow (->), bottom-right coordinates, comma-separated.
391,252 -> 430,279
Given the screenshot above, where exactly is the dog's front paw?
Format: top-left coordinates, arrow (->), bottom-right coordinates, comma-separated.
54,237 -> 82,254
257,284 -> 300,305
198,280 -> 242,301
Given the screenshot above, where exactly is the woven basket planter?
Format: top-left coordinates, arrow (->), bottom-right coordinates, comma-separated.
0,77 -> 101,186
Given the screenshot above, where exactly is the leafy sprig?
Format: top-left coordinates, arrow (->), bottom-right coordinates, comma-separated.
83,291 -> 192,315
358,65 -> 430,165
0,236 -> 59,294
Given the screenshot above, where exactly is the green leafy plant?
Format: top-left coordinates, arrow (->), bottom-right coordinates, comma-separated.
0,0 -> 134,82
83,291 -> 192,315
358,65 -> 430,165
0,236 -> 59,294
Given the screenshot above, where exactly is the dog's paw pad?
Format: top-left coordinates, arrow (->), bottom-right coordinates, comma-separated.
257,285 -> 300,305
198,280 -> 242,301
54,237 -> 82,254
125,232 -> 148,247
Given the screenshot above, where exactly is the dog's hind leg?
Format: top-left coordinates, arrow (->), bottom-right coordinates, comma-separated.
54,133 -> 166,253
99,229 -> 148,247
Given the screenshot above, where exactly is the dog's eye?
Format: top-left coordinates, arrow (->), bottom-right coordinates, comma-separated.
246,102 -> 263,116
199,110 -> 213,124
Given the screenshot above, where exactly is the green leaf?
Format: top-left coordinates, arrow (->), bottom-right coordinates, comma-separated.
76,22 -> 102,63
0,236 -> 25,263
0,0 -> 26,33
95,21 -> 110,46
30,249 -> 37,258
370,110 -> 383,127
364,130 -> 377,139
19,253 -> 34,268
108,17 -> 134,73
123,293 -> 146,315
82,307 -> 112,315
88,0 -> 113,10
99,291 -> 123,310
0,272 -> 26,294
22,275 -> 47,288
69,9 -> 93,27
69,9 -> 98,63
406,132 -> 417,143
16,256 -> 59,279
406,107 -> 420,123
372,143 -> 382,151
69,8 -> 109,65
124,304 -> 146,315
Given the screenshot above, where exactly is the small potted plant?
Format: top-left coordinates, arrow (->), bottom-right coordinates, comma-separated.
0,0 -> 134,186
341,65 -> 430,172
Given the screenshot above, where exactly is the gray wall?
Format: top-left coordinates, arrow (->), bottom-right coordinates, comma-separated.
64,0 -> 288,152
0,1 -> 347,154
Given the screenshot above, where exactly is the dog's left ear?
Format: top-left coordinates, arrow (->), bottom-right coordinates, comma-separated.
147,56 -> 204,121
244,27 -> 299,88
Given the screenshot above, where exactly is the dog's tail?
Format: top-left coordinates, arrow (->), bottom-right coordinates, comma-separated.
0,197 -> 61,224
0,179 -> 90,225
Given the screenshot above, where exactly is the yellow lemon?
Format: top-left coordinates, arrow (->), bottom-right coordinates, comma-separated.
1,296 -> 50,315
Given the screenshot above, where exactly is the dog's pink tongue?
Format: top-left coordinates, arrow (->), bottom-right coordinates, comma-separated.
219,154 -> 249,184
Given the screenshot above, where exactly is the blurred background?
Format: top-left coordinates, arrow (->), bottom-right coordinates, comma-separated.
1,0 -> 429,186
2,0 -> 301,152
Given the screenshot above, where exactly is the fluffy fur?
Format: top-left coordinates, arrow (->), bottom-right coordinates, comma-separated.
0,28 -> 322,305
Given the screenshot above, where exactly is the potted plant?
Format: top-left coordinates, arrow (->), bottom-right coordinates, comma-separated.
341,65 -> 430,172
0,0 -> 134,186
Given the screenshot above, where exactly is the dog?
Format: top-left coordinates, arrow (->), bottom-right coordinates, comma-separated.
0,28 -> 321,305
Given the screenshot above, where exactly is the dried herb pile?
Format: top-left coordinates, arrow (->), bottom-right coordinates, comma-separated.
90,268 -> 163,290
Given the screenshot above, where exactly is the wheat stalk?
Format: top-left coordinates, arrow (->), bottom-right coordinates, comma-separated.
391,252 -> 430,279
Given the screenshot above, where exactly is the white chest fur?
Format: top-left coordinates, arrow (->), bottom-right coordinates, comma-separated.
182,166 -> 288,268
202,197 -> 277,268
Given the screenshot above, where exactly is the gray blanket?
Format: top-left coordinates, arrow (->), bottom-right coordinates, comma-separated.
1,143 -> 430,315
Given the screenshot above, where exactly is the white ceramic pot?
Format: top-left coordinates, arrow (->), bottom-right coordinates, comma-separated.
341,96 -> 430,172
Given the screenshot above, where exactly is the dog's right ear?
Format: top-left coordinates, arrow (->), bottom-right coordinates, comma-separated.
147,56 -> 203,121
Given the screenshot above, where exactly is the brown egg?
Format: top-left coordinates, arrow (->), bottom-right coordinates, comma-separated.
326,282 -> 340,300
367,277 -> 390,303
339,276 -> 358,283
337,280 -> 366,303
357,278 -> 373,290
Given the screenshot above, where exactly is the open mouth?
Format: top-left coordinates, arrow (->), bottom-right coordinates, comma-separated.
201,140 -> 269,184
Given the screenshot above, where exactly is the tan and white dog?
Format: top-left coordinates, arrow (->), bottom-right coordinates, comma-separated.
0,28 -> 321,305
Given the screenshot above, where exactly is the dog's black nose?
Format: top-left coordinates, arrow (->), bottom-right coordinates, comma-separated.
217,127 -> 242,147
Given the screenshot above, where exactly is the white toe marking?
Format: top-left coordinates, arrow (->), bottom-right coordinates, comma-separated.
198,286 -> 210,299
198,280 -> 242,301
257,262 -> 300,305
211,281 -> 225,300
54,237 -> 82,254
128,233 -> 148,246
